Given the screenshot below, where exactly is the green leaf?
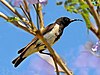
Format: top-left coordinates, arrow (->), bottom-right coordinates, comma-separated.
7,17 -> 20,22
73,9 -> 78,13
81,12 -> 91,29
71,0 -> 79,5
80,4 -> 89,9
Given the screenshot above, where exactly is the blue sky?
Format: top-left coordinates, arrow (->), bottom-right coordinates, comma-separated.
0,0 -> 99,75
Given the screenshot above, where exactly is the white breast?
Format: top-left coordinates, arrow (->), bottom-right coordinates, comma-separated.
44,24 -> 60,45
50,24 -> 60,35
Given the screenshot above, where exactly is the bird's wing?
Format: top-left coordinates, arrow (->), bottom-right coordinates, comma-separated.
18,37 -> 38,54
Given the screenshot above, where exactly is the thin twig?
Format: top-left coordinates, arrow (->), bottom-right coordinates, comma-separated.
23,0 -> 29,14
23,0 -> 35,30
0,0 -> 23,20
20,4 -> 30,21
36,5 -> 40,30
0,0 -> 36,31
19,4 -> 33,29
96,1 -> 100,25
0,12 -> 36,35
33,4 -> 42,30
89,22 -> 99,38
37,3 -> 45,31
52,56 -> 59,75
23,0 -> 31,19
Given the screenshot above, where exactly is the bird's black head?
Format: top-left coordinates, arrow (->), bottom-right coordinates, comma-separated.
55,17 -> 82,28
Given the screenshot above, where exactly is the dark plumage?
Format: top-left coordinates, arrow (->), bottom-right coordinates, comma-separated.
12,17 -> 82,67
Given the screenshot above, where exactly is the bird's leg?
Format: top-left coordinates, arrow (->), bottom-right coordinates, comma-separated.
39,50 -> 53,57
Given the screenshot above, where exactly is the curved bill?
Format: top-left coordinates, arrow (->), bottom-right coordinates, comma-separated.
71,19 -> 83,22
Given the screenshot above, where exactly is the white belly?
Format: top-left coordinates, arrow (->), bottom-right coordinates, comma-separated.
44,24 -> 60,45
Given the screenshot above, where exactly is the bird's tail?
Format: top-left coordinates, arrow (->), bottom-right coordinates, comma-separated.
12,56 -> 26,67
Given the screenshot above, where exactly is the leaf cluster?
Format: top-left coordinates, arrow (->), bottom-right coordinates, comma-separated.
57,0 -> 100,39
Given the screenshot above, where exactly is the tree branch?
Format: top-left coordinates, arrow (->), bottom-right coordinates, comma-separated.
0,0 -> 37,31
52,55 -> 59,75
86,0 -> 100,38
23,0 -> 35,30
0,12 -> 36,35
0,0 -> 23,20
89,22 -> 99,38
37,3 -> 45,31
20,4 -> 30,22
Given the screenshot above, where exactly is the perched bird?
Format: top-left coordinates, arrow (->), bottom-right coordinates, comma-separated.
12,17 -> 82,67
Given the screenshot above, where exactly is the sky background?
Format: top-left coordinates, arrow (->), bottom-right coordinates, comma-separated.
0,0 -> 100,75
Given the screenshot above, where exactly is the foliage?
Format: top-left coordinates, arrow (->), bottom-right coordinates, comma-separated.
57,0 -> 100,39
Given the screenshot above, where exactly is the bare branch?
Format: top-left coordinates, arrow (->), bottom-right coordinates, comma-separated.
20,4 -> 30,21
0,0 -> 23,20
19,4 -> 33,28
0,12 -> 36,35
37,3 -> 45,31
0,0 -> 37,33
23,0 -> 35,30
89,22 -> 99,38
52,56 -> 59,75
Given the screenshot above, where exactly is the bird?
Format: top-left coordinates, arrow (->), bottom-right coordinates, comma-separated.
12,17 -> 82,67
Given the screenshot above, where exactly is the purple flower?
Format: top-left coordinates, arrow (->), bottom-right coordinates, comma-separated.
91,40 -> 100,56
27,0 -> 39,4
8,0 -> 48,7
74,41 -> 100,68
7,0 -> 23,7
39,0 -> 48,5
13,0 -> 23,7
27,0 -> 47,4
